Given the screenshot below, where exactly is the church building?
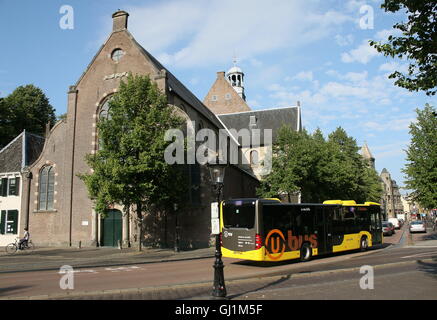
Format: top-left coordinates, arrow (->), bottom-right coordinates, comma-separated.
21,11 -> 259,249
203,61 -> 302,181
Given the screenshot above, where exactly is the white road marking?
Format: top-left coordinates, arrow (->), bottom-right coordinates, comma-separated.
401,251 -> 437,259
104,266 -> 141,272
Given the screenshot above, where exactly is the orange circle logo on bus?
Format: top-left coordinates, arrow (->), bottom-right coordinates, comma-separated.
265,229 -> 286,260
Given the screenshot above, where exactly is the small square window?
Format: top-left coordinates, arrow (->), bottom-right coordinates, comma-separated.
8,178 -> 19,196
225,93 -> 231,100
211,95 -> 218,101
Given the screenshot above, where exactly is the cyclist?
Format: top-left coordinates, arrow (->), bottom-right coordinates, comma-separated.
18,228 -> 30,250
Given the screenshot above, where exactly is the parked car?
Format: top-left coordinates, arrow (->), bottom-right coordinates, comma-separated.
388,217 -> 401,229
382,221 -> 395,236
409,220 -> 426,233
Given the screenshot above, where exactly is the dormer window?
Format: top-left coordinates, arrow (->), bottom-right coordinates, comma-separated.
111,49 -> 125,62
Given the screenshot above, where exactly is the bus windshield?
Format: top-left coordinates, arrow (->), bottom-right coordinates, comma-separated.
223,202 -> 255,229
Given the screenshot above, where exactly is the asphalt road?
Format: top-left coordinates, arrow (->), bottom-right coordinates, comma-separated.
1,226 -> 436,300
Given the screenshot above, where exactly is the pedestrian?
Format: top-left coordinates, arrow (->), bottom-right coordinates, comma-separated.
18,228 -> 30,250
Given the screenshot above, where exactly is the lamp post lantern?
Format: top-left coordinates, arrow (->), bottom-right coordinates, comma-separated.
208,163 -> 227,299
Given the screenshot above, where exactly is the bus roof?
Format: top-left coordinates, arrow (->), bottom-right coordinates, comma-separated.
223,198 -> 380,206
323,200 -> 380,206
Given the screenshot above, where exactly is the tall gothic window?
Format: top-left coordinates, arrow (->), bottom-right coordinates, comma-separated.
98,98 -> 112,150
38,166 -> 55,211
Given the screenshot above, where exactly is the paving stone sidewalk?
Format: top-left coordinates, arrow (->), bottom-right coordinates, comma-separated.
0,246 -> 215,273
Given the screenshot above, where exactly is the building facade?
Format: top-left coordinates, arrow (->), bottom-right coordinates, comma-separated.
380,168 -> 403,219
22,11 -> 259,249
0,131 -> 44,246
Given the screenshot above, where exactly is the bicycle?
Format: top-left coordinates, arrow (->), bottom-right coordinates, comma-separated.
5,238 -> 35,254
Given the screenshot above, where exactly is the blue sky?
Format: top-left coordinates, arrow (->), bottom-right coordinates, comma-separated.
0,0 -> 435,191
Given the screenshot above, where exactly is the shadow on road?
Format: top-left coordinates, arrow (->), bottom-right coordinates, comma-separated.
227,274 -> 291,300
230,245 -> 387,269
417,258 -> 437,280
0,285 -> 33,297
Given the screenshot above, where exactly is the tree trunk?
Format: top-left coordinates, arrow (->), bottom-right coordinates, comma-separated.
137,202 -> 142,252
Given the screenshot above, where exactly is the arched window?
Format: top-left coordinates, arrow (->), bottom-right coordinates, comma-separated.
38,166 -> 55,211
98,98 -> 112,150
99,99 -> 111,120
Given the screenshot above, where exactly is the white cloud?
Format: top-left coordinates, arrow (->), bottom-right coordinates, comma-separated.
124,0 -> 353,68
362,116 -> 415,132
343,71 -> 368,83
293,71 -> 314,82
379,61 -> 409,74
321,81 -> 369,98
341,40 -> 378,64
374,28 -> 403,41
335,34 -> 354,46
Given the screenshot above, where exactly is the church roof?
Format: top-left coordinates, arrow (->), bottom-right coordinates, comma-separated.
0,131 -> 45,173
218,106 -> 301,144
131,37 -> 224,128
74,15 -> 224,132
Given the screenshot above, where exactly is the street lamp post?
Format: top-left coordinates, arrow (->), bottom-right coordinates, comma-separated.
208,163 -> 227,299
173,203 -> 179,253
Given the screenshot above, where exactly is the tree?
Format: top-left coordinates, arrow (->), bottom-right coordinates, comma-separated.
0,97 -> 13,148
370,0 -> 437,96
0,85 -> 56,148
258,126 -> 382,203
79,74 -> 187,251
403,104 -> 437,209
257,126 -> 316,202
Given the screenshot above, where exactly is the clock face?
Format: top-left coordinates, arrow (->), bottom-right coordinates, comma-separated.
111,49 -> 125,62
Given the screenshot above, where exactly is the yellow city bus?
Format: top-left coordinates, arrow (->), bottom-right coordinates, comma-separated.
220,198 -> 383,262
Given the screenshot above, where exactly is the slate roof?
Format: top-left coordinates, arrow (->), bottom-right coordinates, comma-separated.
0,131 -> 45,174
217,106 -> 301,145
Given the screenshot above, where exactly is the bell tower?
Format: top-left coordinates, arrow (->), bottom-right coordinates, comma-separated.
226,57 -> 246,101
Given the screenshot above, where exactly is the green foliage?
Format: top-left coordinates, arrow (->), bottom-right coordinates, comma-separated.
79,74 -> 187,247
258,126 -> 382,204
370,0 -> 437,96
0,85 -> 56,148
403,104 -> 437,208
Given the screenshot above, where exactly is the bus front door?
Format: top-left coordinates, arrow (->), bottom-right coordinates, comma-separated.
370,207 -> 383,245
317,207 -> 333,254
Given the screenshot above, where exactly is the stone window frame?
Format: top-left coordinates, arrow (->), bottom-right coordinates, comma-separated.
111,48 -> 125,63
93,95 -> 115,153
36,164 -> 57,212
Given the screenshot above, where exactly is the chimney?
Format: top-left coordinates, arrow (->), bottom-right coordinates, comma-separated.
112,10 -> 129,32
217,71 -> 225,78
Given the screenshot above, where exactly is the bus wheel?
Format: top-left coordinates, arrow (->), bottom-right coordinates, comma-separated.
360,237 -> 368,252
300,243 -> 312,262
